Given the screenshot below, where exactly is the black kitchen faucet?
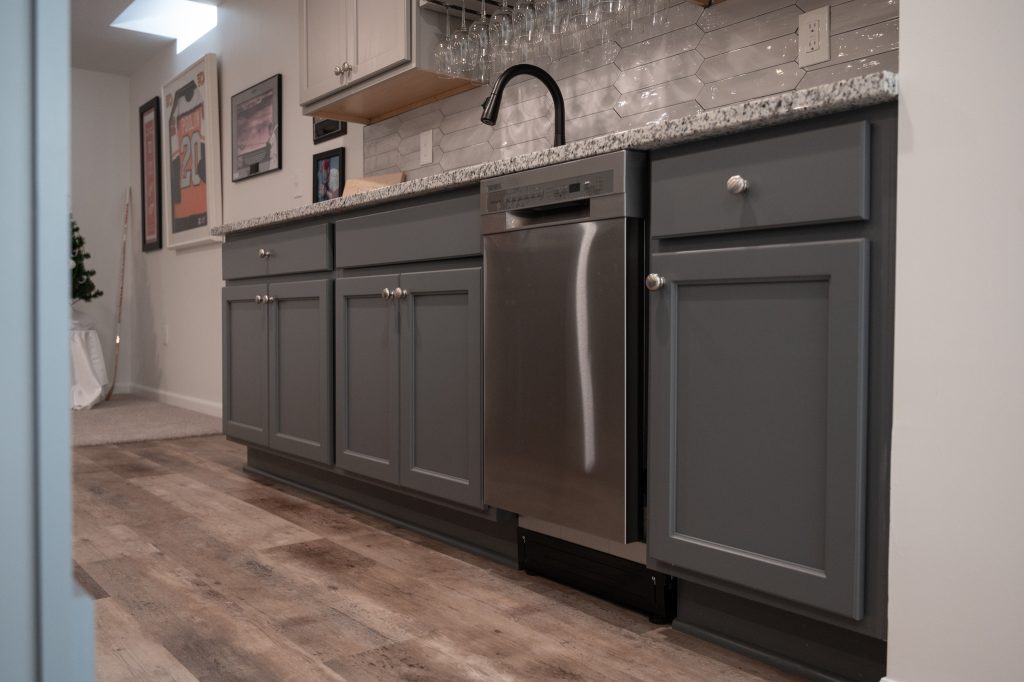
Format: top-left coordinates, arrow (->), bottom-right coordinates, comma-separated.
480,64 -> 565,148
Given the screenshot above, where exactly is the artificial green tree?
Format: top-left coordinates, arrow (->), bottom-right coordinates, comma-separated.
70,214 -> 102,303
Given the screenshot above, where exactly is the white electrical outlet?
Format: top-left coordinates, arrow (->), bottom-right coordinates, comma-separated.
799,6 -> 830,68
419,130 -> 433,166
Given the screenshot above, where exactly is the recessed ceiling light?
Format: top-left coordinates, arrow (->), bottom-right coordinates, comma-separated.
111,0 -> 218,54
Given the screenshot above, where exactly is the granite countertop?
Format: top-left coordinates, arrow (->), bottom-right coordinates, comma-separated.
212,71 -> 898,237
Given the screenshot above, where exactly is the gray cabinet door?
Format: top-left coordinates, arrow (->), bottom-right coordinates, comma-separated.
398,268 -> 483,508
223,283 -> 268,445
647,239 -> 869,619
335,274 -> 401,484
268,279 -> 334,464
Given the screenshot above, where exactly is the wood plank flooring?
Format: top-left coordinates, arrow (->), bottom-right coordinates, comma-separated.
74,436 -> 803,681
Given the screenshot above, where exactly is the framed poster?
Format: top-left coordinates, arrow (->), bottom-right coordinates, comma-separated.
161,53 -> 222,249
139,96 -> 162,252
231,74 -> 281,181
313,116 -> 347,144
312,148 -> 346,202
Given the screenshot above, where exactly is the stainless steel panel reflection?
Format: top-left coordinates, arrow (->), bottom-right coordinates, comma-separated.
483,219 -> 627,541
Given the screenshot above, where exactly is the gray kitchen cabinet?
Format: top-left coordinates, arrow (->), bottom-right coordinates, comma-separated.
399,268 -> 482,507
223,279 -> 334,465
268,280 -> 334,464
335,274 -> 401,484
646,239 -> 870,619
223,283 -> 268,445
335,267 -> 483,507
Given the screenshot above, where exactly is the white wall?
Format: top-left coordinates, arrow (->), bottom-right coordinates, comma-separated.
126,0 -> 363,415
70,68 -> 132,391
887,2 -> 1024,681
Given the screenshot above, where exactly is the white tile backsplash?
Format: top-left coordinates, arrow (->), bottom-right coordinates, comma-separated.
363,0 -> 900,177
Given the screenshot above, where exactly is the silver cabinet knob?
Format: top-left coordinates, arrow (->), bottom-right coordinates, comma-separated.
381,287 -> 394,300
333,65 -> 343,76
258,248 -> 273,258
726,174 -> 749,195
265,295 -> 275,303
393,287 -> 409,300
254,295 -> 263,304
645,273 -> 666,291
341,61 -> 353,74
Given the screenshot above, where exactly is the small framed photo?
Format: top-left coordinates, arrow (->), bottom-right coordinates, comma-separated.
161,53 -> 222,249
313,116 -> 347,144
231,74 -> 282,182
312,148 -> 346,202
139,96 -> 162,252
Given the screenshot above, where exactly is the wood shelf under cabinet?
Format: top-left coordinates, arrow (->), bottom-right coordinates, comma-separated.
304,67 -> 478,125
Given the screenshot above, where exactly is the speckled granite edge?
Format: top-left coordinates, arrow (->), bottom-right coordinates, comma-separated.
212,71 -> 898,236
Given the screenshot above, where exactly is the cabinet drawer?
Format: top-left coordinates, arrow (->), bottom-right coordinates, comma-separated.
223,223 -> 333,280
651,121 -> 870,238
335,188 -> 479,268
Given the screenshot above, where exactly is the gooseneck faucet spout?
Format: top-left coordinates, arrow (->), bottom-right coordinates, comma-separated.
481,64 -> 565,147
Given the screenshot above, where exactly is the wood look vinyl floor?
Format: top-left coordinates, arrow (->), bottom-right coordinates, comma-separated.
73,436 -> 803,682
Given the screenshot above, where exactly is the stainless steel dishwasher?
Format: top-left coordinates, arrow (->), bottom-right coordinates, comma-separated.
481,151 -> 646,544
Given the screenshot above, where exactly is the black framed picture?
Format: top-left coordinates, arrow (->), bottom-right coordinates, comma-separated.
313,148 -> 346,202
231,74 -> 282,181
139,96 -> 162,252
313,116 -> 347,144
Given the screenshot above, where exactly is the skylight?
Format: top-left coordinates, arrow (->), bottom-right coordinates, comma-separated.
111,0 -> 218,54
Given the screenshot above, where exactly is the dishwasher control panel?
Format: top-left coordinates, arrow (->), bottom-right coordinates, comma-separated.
483,169 -> 614,213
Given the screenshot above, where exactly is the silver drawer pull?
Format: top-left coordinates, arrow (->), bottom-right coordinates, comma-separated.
254,295 -> 263,304
726,174 -> 749,195
381,287 -> 394,300
393,287 -> 409,300
645,274 -> 666,291
333,65 -> 343,76
258,248 -> 273,258
265,295 -> 275,303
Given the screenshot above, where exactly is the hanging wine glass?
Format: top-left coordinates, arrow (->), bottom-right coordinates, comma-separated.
450,0 -> 478,78
511,0 -> 544,64
434,5 -> 455,78
560,0 -> 595,56
489,0 -> 517,75
533,0 -> 566,62
623,0 -> 662,39
468,0 -> 494,82
590,0 -> 626,44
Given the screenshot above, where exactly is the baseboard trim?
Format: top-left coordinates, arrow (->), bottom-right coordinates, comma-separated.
673,621 -> 854,682
127,383 -> 222,418
244,462 -> 518,569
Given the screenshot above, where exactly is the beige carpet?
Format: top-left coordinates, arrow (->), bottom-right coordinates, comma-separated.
73,394 -> 222,447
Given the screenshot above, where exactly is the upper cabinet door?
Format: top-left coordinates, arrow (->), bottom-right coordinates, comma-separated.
398,268 -> 483,508
335,274 -> 401,484
268,279 -> 334,464
647,239 -> 870,619
300,0 -> 349,106
349,0 -> 411,86
223,284 -> 268,446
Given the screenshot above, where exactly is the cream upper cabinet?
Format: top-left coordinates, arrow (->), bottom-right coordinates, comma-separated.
300,0 -> 350,106
300,0 -> 411,108
299,0 -> 476,124
351,0 -> 411,84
